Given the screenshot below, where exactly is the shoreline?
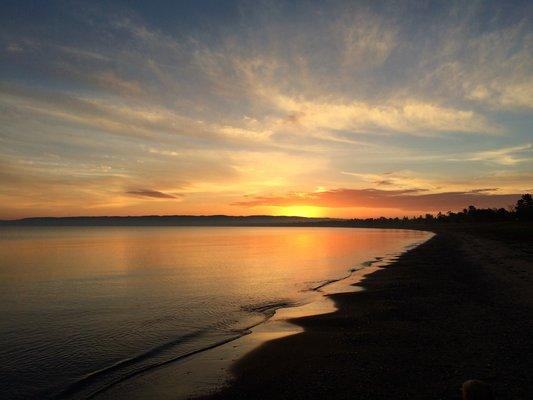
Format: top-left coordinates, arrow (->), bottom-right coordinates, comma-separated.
92,231 -> 431,400
200,229 -> 533,399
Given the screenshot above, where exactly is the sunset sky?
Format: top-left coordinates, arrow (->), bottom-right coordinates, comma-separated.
1,0 -> 531,219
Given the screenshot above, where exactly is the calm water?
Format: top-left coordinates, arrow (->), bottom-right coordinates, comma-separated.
0,226 -> 430,399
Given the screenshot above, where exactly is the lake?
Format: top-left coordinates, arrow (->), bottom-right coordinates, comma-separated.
0,226 -> 431,399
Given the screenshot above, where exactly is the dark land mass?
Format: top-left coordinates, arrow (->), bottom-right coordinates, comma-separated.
0,215 -> 338,227
1,215 -> 531,236
198,224 -> 533,400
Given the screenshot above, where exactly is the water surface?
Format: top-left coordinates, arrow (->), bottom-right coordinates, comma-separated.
0,226 -> 430,399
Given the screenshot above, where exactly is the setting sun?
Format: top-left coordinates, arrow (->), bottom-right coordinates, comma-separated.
276,206 -> 324,218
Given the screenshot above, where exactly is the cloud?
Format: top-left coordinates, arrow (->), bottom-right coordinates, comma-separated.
264,91 -> 495,135
340,143 -> 532,168
92,71 -> 143,96
469,188 -> 498,193
234,188 -> 521,212
418,14 -> 532,111
0,83 -> 213,141
340,170 -> 532,195
341,171 -> 442,191
454,144 -> 533,166
337,12 -> 398,68
126,189 -> 179,199
0,83 -> 310,154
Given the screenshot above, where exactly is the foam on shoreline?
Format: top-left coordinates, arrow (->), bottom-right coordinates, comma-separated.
56,302 -> 292,399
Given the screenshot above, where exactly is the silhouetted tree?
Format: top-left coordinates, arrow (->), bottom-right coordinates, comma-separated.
341,193 -> 530,226
515,194 -> 533,221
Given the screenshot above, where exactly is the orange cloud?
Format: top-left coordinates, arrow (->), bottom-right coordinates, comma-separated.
234,188 -> 521,212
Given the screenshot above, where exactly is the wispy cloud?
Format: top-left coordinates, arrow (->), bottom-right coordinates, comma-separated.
340,169 -> 531,195
341,171 -> 441,191
266,92 -> 495,135
417,14 -> 532,111
126,189 -> 179,199
454,144 -> 533,166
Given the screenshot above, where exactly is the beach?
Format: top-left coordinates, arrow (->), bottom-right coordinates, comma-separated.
200,226 -> 533,399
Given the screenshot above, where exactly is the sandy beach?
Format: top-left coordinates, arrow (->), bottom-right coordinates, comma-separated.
200,227 -> 533,399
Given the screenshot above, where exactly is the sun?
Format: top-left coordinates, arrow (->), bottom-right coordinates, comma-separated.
277,205 -> 324,218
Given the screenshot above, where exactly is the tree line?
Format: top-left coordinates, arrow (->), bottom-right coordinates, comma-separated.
349,194 -> 532,225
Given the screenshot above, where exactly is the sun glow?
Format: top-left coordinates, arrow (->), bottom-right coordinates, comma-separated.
276,206 -> 324,218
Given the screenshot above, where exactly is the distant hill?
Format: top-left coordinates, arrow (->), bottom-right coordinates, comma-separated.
0,215 -> 340,227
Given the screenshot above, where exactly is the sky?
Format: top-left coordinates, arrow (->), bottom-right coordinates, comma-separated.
0,0 -> 531,219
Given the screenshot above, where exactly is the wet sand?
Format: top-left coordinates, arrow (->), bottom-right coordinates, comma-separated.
200,230 -> 533,399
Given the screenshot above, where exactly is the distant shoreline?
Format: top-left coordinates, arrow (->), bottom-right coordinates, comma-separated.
0,215 -> 338,226
1,215 -> 528,234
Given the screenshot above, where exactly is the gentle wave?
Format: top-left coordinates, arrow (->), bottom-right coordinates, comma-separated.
53,258 -> 381,399
54,329 -> 208,399
241,300 -> 298,315
310,255 -> 386,291
55,301 -> 294,399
